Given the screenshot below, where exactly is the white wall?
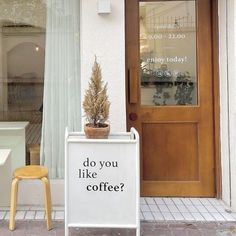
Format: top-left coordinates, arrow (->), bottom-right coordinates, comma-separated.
218,0 -> 230,207
17,179 -> 64,206
227,0 -> 236,211
80,0 -> 126,132
218,0 -> 236,210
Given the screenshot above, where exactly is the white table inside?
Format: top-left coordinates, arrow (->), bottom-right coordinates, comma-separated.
0,122 -> 28,173
0,149 -> 11,206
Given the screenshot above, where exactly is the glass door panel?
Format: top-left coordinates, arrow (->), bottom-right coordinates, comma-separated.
140,1 -> 197,106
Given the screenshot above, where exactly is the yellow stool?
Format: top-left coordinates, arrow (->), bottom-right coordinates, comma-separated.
9,165 -> 53,231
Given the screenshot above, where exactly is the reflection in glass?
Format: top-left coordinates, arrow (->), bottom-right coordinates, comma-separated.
140,1 -> 197,106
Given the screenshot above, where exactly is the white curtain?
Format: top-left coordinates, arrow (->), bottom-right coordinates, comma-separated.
40,0 -> 81,178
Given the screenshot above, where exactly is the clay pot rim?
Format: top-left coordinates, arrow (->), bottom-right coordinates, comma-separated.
85,123 -> 110,128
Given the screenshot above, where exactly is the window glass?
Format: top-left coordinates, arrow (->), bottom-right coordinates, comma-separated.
0,1 -> 81,179
140,1 -> 197,106
0,1 -> 45,162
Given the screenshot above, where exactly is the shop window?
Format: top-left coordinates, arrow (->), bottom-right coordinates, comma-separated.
0,1 -> 81,178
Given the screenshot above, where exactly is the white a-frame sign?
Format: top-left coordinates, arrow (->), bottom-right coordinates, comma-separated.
65,128 -> 140,236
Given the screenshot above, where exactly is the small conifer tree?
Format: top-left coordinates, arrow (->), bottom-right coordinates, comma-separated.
83,57 -> 110,128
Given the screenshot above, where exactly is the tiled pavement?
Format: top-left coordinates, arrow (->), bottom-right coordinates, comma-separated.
1,198 -> 236,235
140,197 -> 236,222
0,198 -> 235,222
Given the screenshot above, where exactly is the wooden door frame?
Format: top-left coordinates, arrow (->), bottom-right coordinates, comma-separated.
212,0 -> 221,199
125,0 -> 222,198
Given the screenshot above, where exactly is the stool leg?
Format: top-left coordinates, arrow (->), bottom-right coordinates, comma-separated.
41,177 -> 53,230
9,178 -> 19,231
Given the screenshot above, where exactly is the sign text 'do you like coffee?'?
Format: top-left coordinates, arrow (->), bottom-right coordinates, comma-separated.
77,157 -> 125,192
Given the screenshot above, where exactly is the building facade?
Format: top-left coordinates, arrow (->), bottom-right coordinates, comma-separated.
0,0 -> 236,210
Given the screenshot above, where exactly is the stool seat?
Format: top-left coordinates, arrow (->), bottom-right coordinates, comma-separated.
9,165 -> 52,231
13,165 -> 48,179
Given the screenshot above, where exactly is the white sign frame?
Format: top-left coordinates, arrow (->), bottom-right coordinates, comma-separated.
65,128 -> 140,236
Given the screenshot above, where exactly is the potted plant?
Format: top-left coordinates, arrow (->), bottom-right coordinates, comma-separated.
83,57 -> 110,139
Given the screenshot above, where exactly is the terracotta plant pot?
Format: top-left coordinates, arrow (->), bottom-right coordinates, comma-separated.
84,124 -> 110,139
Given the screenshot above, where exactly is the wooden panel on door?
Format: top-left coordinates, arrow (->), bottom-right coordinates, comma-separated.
142,123 -> 199,181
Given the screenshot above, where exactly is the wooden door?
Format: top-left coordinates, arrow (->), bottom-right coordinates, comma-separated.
126,0 -> 215,196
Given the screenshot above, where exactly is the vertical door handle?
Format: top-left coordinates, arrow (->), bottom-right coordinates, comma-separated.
128,68 -> 138,104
